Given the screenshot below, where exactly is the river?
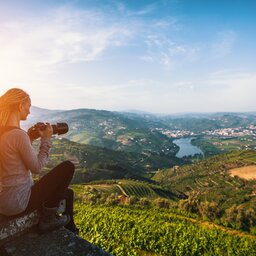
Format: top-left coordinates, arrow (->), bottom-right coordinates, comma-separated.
173,137 -> 204,158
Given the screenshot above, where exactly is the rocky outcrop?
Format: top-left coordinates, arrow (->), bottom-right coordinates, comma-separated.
0,212 -> 112,256
0,211 -> 39,244
2,227 -> 112,256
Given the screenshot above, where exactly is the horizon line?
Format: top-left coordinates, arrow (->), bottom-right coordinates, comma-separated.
31,105 -> 256,116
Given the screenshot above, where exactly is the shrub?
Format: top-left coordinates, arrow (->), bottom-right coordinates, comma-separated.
199,201 -> 222,220
125,196 -> 139,205
224,205 -> 256,231
139,197 -> 151,207
153,198 -> 170,209
178,194 -> 200,214
106,193 -> 120,206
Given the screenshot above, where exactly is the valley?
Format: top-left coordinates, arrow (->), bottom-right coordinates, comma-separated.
28,107 -> 256,255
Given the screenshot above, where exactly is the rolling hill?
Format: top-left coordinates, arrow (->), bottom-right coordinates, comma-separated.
24,107 -> 256,157
25,107 -> 179,156
153,150 -> 256,210
40,138 -> 183,183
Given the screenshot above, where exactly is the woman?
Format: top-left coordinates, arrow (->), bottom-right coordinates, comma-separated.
0,88 -> 78,233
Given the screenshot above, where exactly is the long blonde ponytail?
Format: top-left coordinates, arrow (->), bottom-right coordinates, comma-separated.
0,88 -> 30,126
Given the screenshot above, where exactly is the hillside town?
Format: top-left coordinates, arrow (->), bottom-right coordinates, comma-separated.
156,125 -> 256,138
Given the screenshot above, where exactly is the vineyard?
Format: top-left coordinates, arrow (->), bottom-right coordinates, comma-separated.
153,150 -> 256,209
74,203 -> 256,256
82,180 -> 176,199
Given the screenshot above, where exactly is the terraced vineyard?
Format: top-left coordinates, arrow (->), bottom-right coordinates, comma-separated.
153,150 -> 256,209
118,181 -> 156,197
81,180 -> 177,199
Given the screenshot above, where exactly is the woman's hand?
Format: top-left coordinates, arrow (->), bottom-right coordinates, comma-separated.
39,123 -> 53,139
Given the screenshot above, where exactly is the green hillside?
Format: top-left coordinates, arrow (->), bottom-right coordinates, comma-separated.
79,179 -> 177,200
31,108 -> 179,155
39,138 -> 183,182
26,108 -> 256,159
152,150 -> 256,233
70,150 -> 256,237
23,107 -> 256,256
160,113 -> 256,132
191,135 -> 256,157
153,150 -> 256,209
74,199 -> 256,256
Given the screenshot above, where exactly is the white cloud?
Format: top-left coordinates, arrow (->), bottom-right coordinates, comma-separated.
211,30 -> 237,58
0,4 -> 139,91
0,2 -> 185,89
142,34 -> 200,68
0,6 -> 134,68
1,3 -> 252,114
0,3 -> 181,74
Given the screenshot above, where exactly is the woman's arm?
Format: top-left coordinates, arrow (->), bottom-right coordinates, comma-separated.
17,129 -> 52,174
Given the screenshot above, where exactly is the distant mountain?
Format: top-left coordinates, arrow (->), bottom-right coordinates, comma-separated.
25,107 -> 179,156
120,109 -> 153,115
24,106 -> 61,128
24,106 -> 256,157
158,113 -> 256,132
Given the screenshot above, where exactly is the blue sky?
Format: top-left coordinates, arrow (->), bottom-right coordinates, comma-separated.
0,0 -> 255,113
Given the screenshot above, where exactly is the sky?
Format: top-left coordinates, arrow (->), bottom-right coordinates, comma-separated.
0,0 -> 256,114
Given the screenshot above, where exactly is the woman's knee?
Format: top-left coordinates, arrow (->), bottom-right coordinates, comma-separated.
64,160 -> 75,170
58,160 -> 75,175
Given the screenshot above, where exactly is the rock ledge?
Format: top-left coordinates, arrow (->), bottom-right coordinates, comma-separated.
2,227 -> 112,256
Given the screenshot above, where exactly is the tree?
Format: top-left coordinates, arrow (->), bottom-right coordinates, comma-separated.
199,201 -> 222,221
178,193 -> 200,214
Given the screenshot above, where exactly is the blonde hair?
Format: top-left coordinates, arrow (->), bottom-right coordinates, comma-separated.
0,88 -> 30,126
